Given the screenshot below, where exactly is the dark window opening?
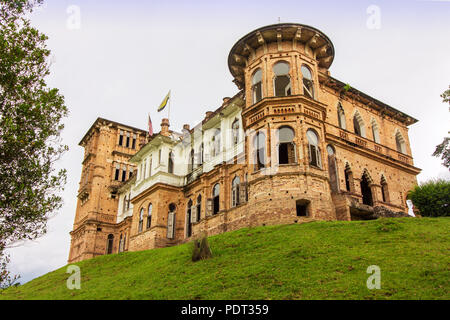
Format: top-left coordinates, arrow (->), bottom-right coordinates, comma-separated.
187,200 -> 193,238
213,184 -> 220,215
119,131 -> 124,146
107,234 -> 114,254
126,133 -> 130,148
360,174 -> 373,206
168,151 -> 174,174
253,82 -> 262,103
274,76 -> 291,97
296,200 -> 310,217
132,134 -> 136,149
147,204 -> 152,229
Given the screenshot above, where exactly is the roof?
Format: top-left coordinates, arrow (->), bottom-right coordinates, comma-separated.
79,117 -> 147,146
326,76 -> 419,125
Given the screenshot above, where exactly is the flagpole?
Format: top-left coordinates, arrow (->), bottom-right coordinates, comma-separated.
168,90 -> 171,123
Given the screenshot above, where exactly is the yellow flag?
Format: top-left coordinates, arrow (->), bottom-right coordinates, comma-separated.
158,90 -> 170,112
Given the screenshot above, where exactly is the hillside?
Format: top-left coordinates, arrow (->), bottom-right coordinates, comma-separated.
1,218 -> 449,300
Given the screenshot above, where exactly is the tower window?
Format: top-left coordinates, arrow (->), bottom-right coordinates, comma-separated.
301,65 -> 314,99
307,129 -> 321,168
277,126 -> 296,165
132,134 -> 137,149
253,131 -> 266,171
126,132 -> 131,148
114,164 -> 120,181
252,69 -> 263,103
273,62 -> 291,97
119,130 -> 124,146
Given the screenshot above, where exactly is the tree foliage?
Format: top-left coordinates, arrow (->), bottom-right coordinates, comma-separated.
407,179 -> 450,217
433,86 -> 450,169
0,0 -> 67,288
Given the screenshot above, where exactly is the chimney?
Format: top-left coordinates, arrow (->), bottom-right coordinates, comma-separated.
205,111 -> 214,119
183,124 -> 190,131
160,118 -> 170,137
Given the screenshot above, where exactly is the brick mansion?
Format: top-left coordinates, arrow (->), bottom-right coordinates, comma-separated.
68,23 -> 421,263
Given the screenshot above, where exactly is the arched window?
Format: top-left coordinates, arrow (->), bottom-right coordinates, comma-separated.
381,175 -> 390,203
252,69 -> 263,103
167,203 -> 176,239
273,61 -> 291,97
212,129 -> 221,157
277,126 -> 296,165
119,234 -> 123,253
371,119 -> 380,144
232,119 -> 240,146
353,111 -> 366,138
307,129 -> 321,168
337,103 -> 346,130
186,200 -> 193,238
360,170 -> 373,206
396,131 -> 406,154
327,145 -> 339,193
147,203 -> 153,229
168,151 -> 174,174
344,163 -> 354,192
231,176 -> 240,207
138,208 -> 144,233
107,234 -> 114,254
301,65 -> 314,99
253,131 -> 266,171
189,149 -> 195,173
213,184 -> 220,215
196,195 -> 202,221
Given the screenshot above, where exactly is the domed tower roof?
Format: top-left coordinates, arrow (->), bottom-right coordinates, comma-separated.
228,23 -> 335,89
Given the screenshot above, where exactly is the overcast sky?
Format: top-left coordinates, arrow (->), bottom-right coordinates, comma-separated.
6,0 -> 450,284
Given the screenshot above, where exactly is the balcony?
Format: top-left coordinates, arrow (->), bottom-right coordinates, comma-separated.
329,127 -> 413,166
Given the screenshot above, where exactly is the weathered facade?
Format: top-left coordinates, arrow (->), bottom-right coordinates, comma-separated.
68,23 -> 421,263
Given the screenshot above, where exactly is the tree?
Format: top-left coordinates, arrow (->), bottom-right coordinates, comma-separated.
0,0 -> 68,288
433,86 -> 450,169
407,179 -> 450,217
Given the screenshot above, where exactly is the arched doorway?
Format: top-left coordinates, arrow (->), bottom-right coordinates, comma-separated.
106,234 -> 114,254
360,172 -> 373,206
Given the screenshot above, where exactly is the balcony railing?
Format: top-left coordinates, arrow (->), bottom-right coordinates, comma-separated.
336,129 -> 412,165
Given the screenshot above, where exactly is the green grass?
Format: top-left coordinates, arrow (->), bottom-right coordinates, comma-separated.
1,218 -> 449,300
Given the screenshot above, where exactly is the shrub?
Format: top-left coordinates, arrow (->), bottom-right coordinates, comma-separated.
407,179 -> 450,217
191,234 -> 212,262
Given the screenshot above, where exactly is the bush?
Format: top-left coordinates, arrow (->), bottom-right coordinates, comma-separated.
407,179 -> 450,217
191,234 -> 212,262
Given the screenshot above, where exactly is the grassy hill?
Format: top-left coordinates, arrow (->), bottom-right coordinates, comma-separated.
1,218 -> 449,300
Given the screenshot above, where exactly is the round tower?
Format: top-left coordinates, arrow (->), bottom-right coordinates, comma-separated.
228,23 -> 337,223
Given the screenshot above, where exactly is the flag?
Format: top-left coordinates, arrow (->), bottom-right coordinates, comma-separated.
148,114 -> 153,136
158,90 -> 170,112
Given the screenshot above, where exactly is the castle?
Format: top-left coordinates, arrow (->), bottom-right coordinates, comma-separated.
68,23 -> 421,263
